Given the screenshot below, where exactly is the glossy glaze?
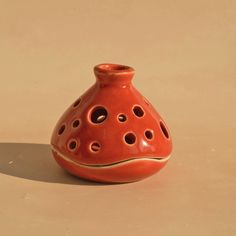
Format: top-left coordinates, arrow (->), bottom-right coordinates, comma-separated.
51,63 -> 172,183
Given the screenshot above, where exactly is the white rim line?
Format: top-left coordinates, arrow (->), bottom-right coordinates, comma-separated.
51,146 -> 170,169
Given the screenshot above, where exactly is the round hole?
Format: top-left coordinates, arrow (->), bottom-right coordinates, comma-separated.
90,142 -> 101,152
90,106 -> 108,124
72,119 -> 80,128
160,121 -> 169,139
118,114 -> 127,122
58,124 -> 66,135
73,98 -> 81,107
124,132 -> 136,145
133,105 -> 144,117
68,140 -> 77,151
145,130 -> 154,140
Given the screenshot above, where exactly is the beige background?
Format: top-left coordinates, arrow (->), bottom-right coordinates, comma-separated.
0,0 -> 236,235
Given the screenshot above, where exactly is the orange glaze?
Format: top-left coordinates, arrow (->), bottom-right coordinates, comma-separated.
51,63 -> 172,183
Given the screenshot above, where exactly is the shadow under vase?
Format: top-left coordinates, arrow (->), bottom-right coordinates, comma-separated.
0,143 -> 105,186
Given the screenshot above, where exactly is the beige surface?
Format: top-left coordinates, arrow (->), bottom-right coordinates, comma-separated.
0,0 -> 236,235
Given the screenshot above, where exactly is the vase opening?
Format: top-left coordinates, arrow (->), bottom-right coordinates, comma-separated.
95,63 -> 134,73
96,64 -> 131,72
94,63 -> 135,85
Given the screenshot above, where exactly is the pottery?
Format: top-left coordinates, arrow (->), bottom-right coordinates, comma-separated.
51,63 -> 172,183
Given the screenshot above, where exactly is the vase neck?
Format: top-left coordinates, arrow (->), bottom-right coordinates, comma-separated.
94,63 -> 134,86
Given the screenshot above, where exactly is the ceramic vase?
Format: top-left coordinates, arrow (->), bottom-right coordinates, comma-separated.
51,63 -> 172,183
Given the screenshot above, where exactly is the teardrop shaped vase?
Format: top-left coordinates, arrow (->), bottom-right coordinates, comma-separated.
51,63 -> 172,183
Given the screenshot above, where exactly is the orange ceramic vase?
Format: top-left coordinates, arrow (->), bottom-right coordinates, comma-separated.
51,64 -> 172,183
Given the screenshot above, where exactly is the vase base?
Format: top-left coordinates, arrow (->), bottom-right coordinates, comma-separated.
51,147 -> 170,183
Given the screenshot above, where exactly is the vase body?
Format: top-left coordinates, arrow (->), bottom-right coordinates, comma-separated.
51,64 -> 172,183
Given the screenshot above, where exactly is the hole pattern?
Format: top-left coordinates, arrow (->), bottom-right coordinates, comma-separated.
90,142 -> 101,152
160,121 -> 169,139
57,102 -> 167,153
58,124 -> 66,135
90,106 -> 108,124
133,105 -> 144,117
118,114 -> 127,122
72,119 -> 80,128
73,98 -> 81,107
124,133 -> 136,145
68,140 -> 77,151
145,130 -> 154,140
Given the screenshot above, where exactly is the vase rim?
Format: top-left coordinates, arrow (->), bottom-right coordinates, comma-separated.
94,63 -> 134,75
